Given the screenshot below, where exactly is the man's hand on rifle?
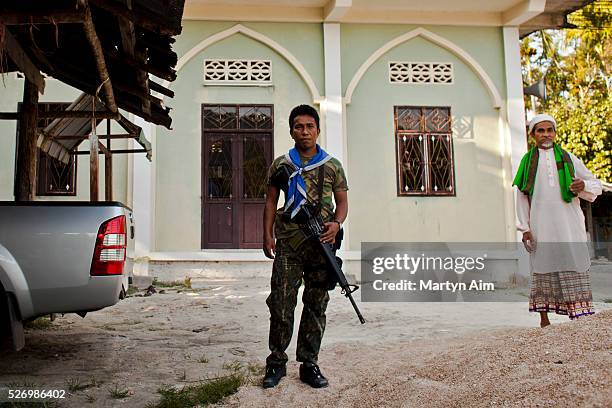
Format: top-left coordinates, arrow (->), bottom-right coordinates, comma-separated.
320,222 -> 340,245
323,190 -> 348,245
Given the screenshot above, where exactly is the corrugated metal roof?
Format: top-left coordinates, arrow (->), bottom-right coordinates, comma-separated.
37,93 -> 151,164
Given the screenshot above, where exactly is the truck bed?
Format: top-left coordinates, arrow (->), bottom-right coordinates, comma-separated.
0,201 -> 134,320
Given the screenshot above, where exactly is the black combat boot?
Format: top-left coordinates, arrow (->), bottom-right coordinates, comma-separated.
299,362 -> 328,388
262,364 -> 286,388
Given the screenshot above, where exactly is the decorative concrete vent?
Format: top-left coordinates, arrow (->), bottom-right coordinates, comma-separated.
203,59 -> 272,85
389,62 -> 453,84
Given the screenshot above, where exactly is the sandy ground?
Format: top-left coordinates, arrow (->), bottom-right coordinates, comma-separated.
0,267 -> 610,407
226,310 -> 612,408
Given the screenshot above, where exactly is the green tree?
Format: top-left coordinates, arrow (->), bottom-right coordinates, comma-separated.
521,2 -> 611,182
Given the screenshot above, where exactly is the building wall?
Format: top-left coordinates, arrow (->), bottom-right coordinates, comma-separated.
340,25 -> 510,246
0,76 -> 130,204
155,22 -> 324,251
153,21 -> 515,251
0,21 -> 517,255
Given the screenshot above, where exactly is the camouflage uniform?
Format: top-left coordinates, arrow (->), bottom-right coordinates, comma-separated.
266,154 -> 348,366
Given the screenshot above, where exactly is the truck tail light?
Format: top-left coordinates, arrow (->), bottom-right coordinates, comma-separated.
91,215 -> 126,276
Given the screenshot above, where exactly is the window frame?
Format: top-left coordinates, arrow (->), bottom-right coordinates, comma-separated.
36,150 -> 78,197
37,103 -> 77,196
394,106 -> 456,197
16,102 -> 78,196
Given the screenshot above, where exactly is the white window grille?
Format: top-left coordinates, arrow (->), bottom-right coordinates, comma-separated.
204,59 -> 272,85
389,62 -> 453,84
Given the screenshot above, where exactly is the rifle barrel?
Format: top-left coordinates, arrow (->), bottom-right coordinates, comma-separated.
317,241 -> 365,324
347,292 -> 366,324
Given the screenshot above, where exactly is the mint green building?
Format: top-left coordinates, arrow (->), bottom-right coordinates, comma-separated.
0,1 -> 584,280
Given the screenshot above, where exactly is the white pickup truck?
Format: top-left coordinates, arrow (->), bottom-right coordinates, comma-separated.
0,201 -> 134,351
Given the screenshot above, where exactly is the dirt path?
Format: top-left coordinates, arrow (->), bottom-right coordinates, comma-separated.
0,276 -> 610,407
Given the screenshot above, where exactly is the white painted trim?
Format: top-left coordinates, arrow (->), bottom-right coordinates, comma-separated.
181,6 -> 514,27
182,4 -> 323,23
340,99 -> 352,251
502,0 -> 546,26
502,26 -> 529,248
503,27 -> 528,180
322,22 -> 351,250
146,249 -> 520,263
148,251 -> 271,262
172,24 -> 323,104
144,251 -> 360,262
324,0 -> 352,22
147,250 -> 359,262
499,113 -> 517,244
344,27 -> 503,108
323,23 -> 344,161
132,117 -> 156,255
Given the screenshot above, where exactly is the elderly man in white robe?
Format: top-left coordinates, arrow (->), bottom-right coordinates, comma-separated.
513,114 -> 602,328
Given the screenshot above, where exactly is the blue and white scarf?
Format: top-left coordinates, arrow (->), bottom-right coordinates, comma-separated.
284,144 -> 332,219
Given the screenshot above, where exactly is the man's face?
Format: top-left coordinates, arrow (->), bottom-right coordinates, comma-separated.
291,114 -> 320,152
532,121 -> 556,149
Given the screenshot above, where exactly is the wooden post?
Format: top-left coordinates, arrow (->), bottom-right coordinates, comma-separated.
15,79 -> 39,201
105,154 -> 113,201
89,116 -> 99,201
82,6 -> 118,113
105,119 -> 112,201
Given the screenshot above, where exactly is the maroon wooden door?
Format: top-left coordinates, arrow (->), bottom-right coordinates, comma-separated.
203,133 -> 236,248
202,105 -> 273,249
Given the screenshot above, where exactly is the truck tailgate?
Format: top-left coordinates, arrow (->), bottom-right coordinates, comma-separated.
0,202 -> 132,318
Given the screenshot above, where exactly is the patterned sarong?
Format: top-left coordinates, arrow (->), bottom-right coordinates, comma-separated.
529,270 -> 594,319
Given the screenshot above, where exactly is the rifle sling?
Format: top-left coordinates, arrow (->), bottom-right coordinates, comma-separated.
316,164 -> 325,214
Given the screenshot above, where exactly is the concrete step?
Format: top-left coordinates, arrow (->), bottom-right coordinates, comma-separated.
132,258 -> 361,284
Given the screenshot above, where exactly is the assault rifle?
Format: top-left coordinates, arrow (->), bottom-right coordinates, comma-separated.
298,204 -> 366,324
271,165 -> 366,325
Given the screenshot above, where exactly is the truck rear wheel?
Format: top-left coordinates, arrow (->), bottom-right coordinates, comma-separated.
119,285 -> 126,300
0,285 -> 25,352
0,285 -> 9,349
0,284 -> 12,351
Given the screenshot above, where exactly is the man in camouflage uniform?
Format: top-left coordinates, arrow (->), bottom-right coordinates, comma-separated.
262,105 -> 348,389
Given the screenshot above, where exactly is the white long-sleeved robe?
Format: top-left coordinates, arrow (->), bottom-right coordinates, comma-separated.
516,148 -> 602,274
